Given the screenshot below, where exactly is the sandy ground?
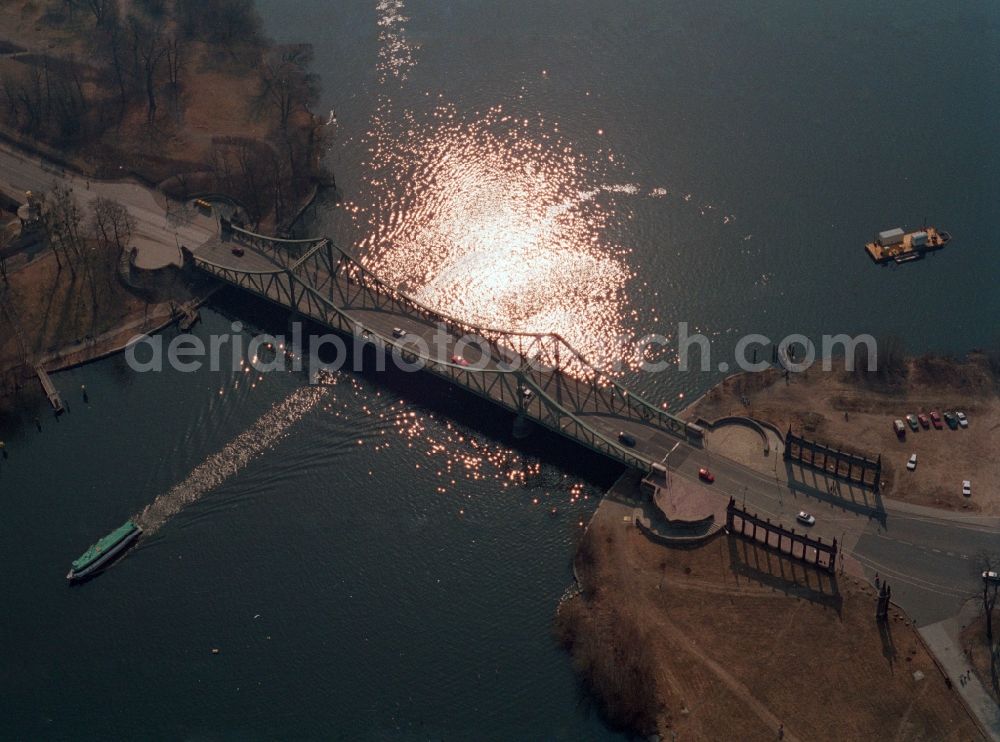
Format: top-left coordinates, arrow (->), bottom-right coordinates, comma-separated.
685,363 -> 1000,514
556,501 -> 986,740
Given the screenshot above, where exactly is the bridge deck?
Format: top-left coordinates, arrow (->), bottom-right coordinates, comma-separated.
192,231 -> 697,469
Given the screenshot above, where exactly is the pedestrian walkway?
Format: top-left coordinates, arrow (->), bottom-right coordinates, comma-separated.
919,617 -> 1000,740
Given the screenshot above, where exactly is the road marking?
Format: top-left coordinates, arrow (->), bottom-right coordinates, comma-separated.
847,552 -> 970,598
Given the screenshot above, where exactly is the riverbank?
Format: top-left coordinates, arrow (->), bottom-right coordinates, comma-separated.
556,496 -> 985,740
0,0 -> 331,231
0,248 -> 215,414
0,0 -> 332,415
680,357 -> 1000,515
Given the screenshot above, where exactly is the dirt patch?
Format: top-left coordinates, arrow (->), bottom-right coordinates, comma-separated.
685,362 -> 1000,514
556,502 -> 985,739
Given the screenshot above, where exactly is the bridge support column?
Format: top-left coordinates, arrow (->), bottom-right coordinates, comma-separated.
512,412 -> 533,440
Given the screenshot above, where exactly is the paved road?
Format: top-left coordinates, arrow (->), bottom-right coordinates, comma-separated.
195,233 -> 1000,636
664,439 -> 998,627
0,142 -> 215,269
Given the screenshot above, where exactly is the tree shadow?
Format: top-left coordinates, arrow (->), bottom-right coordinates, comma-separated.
878,617 -> 897,671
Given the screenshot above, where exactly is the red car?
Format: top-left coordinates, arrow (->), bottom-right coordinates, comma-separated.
449,354 -> 469,367
231,246 -> 245,257
698,467 -> 715,483
929,411 -> 943,429
917,413 -> 930,429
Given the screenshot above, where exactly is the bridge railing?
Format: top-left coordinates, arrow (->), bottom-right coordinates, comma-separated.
195,231 -> 696,451
322,242 -> 693,440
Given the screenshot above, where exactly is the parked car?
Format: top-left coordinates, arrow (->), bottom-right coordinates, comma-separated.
906,454 -> 917,471
962,480 -> 972,497
906,414 -> 919,431
449,354 -> 470,367
392,327 -> 407,338
929,411 -> 943,429
943,411 -> 959,430
956,411 -> 968,428
917,413 -> 930,429
698,467 -> 715,483
893,419 -> 906,438
796,511 -> 816,526
617,431 -> 636,447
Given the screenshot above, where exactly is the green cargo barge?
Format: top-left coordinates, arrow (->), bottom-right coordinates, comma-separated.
66,521 -> 142,581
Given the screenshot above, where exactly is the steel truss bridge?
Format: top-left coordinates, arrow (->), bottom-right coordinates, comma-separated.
189,223 -> 704,471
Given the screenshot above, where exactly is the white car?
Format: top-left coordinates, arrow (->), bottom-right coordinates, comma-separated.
392,327 -> 407,338
796,511 -> 816,526
906,454 -> 917,471
956,411 -> 968,428
962,480 -> 972,497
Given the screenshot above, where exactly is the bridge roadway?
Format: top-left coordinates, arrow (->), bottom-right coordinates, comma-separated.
191,228 -> 1000,635
192,228 -> 699,473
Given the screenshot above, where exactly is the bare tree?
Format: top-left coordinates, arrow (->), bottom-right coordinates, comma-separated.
42,184 -> 85,276
83,0 -> 115,26
980,555 -> 1000,642
91,197 -> 135,287
257,45 -> 319,131
128,16 -> 166,125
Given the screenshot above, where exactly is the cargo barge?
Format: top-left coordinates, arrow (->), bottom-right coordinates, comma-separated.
865,226 -> 951,265
66,520 -> 142,581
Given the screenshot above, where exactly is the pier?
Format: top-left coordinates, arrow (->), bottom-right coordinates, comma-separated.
35,365 -> 63,413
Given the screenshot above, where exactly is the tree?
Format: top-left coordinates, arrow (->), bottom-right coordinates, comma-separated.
128,16 -> 166,125
42,183 -> 85,276
91,197 -> 135,287
980,554 -> 1000,643
256,45 -> 319,131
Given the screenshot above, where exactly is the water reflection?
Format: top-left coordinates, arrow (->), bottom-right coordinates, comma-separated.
350,103 -> 638,370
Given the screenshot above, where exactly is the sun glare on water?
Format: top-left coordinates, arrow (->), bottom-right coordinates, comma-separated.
350,104 -> 638,370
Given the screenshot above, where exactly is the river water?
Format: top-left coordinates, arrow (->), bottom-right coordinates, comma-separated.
2,0 -> 997,738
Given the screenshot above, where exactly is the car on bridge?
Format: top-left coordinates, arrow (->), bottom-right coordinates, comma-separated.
617,431 -> 636,447
796,511 -> 816,526
698,467 -> 715,483
230,246 -> 244,257
449,354 -> 470,367
392,327 -> 407,339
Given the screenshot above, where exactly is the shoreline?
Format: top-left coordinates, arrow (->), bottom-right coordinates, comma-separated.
0,1 -> 332,414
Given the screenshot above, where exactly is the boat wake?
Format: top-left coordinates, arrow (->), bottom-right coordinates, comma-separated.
135,386 -> 329,535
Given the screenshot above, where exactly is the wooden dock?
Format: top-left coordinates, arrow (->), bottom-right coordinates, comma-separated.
35,365 -> 64,413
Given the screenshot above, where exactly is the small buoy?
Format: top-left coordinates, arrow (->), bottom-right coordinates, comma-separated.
211,648 -> 220,655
